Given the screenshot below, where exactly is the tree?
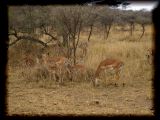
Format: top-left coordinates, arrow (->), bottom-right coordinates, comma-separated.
55,6 -> 87,64
125,10 -> 136,36
136,10 -> 152,40
83,6 -> 99,42
98,7 -> 116,40
8,6 -> 59,47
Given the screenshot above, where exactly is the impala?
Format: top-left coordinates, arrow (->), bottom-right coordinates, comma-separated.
93,58 -> 124,87
146,48 -> 154,65
22,54 -> 35,68
69,64 -> 87,81
41,53 -> 71,84
78,41 -> 88,57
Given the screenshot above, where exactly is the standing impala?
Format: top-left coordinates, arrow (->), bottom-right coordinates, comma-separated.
93,58 -> 124,87
41,53 -> 71,84
78,41 -> 88,57
146,48 -> 154,65
69,64 -> 87,81
22,54 -> 35,68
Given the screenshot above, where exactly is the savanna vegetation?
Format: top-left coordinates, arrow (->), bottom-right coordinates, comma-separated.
7,5 -> 154,115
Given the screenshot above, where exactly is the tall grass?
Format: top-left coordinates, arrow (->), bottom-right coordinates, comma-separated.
8,25 -> 153,86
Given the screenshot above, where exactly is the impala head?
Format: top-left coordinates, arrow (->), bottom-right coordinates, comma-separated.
41,52 -> 50,64
87,71 -> 100,87
42,52 -> 49,58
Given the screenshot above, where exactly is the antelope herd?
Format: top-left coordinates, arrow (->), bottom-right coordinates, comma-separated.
38,55 -> 124,86
22,42 -> 154,87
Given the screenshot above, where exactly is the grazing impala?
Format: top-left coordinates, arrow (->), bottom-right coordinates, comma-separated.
93,58 -> 124,87
41,53 -> 71,84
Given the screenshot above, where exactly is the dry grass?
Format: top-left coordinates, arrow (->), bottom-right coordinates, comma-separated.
7,25 -> 154,115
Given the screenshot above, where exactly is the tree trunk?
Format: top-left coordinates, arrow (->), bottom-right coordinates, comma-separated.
75,21 -> 82,48
88,24 -> 93,42
62,34 -> 68,46
132,23 -> 135,32
71,35 -> 76,65
74,21 -> 82,65
106,24 -> 112,40
66,36 -> 70,58
67,34 -> 72,58
139,24 -> 145,40
130,23 -> 133,36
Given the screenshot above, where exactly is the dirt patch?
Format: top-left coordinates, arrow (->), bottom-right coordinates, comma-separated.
7,74 -> 153,115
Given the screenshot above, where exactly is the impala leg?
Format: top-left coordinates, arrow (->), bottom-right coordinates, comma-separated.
84,48 -> 87,57
59,76 -> 63,84
67,70 -> 71,81
61,74 -> 64,84
59,69 -> 64,84
113,75 -> 115,81
104,76 -> 107,87
57,69 -> 61,84
149,57 -> 152,65
113,72 -> 120,86
84,73 -> 87,81
83,49 -> 85,57
116,72 -> 120,80
49,71 -> 53,81
70,72 -> 74,82
49,72 -> 51,80
55,73 -> 59,82
94,78 -> 99,87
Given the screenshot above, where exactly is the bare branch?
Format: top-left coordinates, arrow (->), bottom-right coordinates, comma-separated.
75,20 -> 83,49
9,34 -> 47,47
41,24 -> 58,41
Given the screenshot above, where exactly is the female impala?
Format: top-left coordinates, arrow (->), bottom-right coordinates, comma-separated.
22,54 -> 35,68
146,48 -> 154,65
93,58 -> 124,87
78,41 -> 88,57
69,64 -> 87,81
41,53 -> 71,84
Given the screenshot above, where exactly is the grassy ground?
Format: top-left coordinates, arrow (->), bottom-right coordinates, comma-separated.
7,25 -> 154,115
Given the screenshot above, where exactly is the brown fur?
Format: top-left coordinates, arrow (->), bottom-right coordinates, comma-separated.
95,58 -> 124,77
69,64 -> 87,81
94,58 -> 124,86
41,54 -> 70,83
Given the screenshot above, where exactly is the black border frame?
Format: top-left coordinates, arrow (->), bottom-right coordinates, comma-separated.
0,0 -> 159,119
